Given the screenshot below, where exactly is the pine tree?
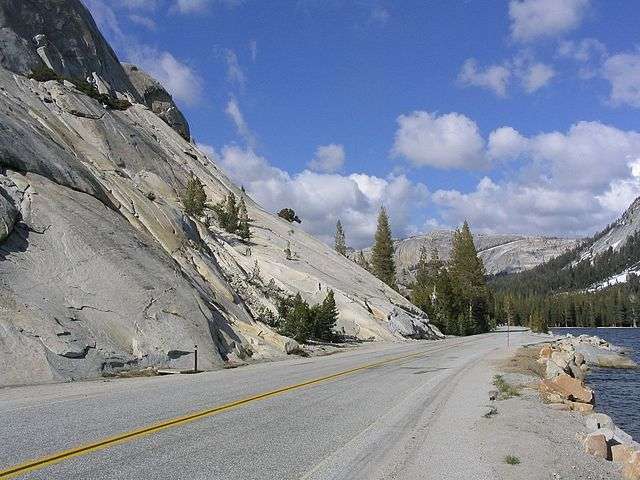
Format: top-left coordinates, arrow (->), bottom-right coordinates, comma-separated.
371,206 -> 396,288
334,219 -> 347,256
182,176 -> 207,217
449,221 -> 490,334
356,250 -> 370,271
225,192 -> 239,233
314,290 -> 339,340
237,196 -> 251,241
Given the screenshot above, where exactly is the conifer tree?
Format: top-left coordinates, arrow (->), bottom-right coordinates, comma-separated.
334,219 -> 347,256
450,221 -> 490,333
356,250 -> 370,271
237,196 -> 251,241
314,290 -> 339,340
225,192 -> 239,233
371,206 -> 396,288
182,176 -> 207,217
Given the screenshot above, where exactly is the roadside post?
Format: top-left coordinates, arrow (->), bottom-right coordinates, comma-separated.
194,345 -> 198,373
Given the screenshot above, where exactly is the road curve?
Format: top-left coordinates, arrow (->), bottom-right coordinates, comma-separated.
0,332 -> 539,479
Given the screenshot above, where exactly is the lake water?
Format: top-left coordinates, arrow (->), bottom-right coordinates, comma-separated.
551,327 -> 640,441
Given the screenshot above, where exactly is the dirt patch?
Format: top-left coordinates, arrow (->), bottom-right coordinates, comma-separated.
497,344 -> 547,378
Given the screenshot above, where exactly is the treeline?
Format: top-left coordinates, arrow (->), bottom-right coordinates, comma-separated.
490,225 -> 640,328
492,277 -> 640,328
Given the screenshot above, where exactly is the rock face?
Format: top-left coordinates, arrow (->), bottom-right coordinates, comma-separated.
0,0 -> 139,99
0,1 -> 442,387
360,230 -> 581,284
122,63 -> 190,141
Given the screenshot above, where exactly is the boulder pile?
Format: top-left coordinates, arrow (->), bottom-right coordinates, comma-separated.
536,334 -> 639,478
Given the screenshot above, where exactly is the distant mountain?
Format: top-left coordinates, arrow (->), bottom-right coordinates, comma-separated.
359,229 -> 581,283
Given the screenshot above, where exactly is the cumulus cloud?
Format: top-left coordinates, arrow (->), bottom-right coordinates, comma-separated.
215,146 -> 428,247
392,111 -> 487,170
308,144 -> 346,173
603,53 -> 640,108
520,62 -> 555,92
457,59 -> 511,97
458,55 -> 555,96
433,121 -> 640,236
487,127 -> 528,160
370,6 -> 390,25
509,0 -> 590,42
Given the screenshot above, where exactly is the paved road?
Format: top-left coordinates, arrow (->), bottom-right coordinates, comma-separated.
0,331 -> 541,479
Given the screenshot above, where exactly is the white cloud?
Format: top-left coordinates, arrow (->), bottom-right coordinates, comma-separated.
603,53 -> 640,108
434,121 -> 640,236
128,14 -> 156,29
457,59 -> 511,97
392,111 -> 487,170
118,0 -> 159,10
224,49 -> 246,89
173,0 -> 209,13
126,46 -> 203,105
509,0 -> 589,42
487,126 -> 528,160
308,144 -> 346,173
225,97 -> 256,146
557,38 -> 606,62
520,62 -> 555,92
458,55 -> 555,96
215,146 -> 428,247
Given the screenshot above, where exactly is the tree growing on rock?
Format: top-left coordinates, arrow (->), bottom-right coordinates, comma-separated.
314,290 -> 339,341
277,291 -> 339,343
237,196 -> 251,241
182,176 -> 207,217
371,206 -> 396,289
356,250 -> 370,271
213,192 -> 241,234
334,219 -> 347,256
278,208 -> 301,223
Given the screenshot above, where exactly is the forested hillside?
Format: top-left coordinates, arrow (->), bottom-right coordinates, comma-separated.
490,217 -> 640,328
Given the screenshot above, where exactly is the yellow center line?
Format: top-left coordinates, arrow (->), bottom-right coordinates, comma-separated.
0,344 -> 456,479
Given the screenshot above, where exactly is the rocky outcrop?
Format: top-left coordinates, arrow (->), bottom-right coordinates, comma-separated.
535,335 -> 640,474
0,1 -> 442,387
0,0 -> 139,99
122,63 -> 190,141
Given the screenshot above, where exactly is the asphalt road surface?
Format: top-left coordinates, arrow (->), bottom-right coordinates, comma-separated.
0,331 -> 541,479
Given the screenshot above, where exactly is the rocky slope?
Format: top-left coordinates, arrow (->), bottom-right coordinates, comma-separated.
0,0 -> 441,387
361,230 -> 580,283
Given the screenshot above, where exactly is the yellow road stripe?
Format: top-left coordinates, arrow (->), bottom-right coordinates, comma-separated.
0,345 -> 447,479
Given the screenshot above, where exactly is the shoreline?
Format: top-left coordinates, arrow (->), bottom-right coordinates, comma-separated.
502,333 -> 640,479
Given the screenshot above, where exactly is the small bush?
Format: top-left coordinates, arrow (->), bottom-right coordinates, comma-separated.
182,176 -> 207,217
278,208 -> 301,223
493,375 -> 521,399
504,455 -> 520,465
28,65 -> 61,82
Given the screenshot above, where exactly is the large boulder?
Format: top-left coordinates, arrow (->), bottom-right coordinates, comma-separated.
387,308 -> 440,339
0,191 -> 17,241
584,433 -> 609,460
122,63 -> 190,141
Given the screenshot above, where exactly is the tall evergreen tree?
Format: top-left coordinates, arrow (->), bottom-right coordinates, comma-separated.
371,206 -> 396,288
237,196 -> 251,241
314,290 -> 339,340
449,221 -> 490,333
182,176 -> 207,217
334,219 -> 347,256
225,192 -> 239,233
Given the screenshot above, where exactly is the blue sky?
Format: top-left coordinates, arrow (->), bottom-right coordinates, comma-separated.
86,0 -> 640,247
